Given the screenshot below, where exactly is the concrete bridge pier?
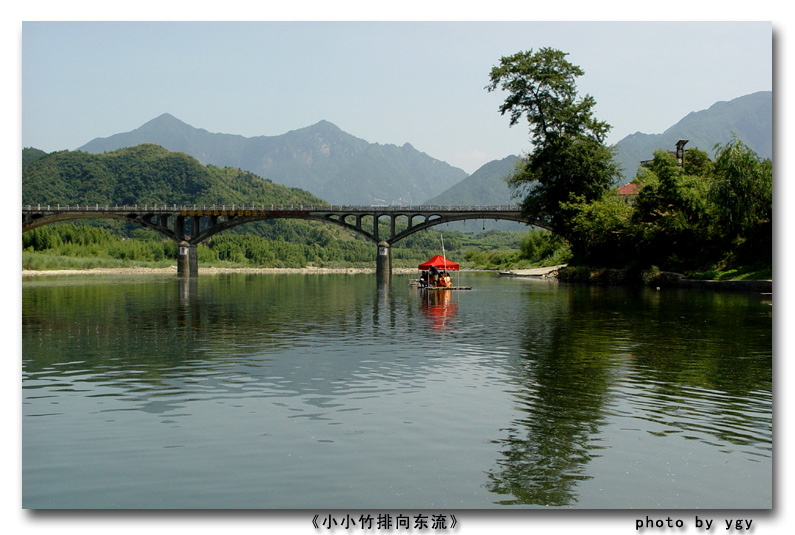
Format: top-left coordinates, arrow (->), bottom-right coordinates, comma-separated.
177,241 -> 198,277
376,241 -> 391,282
178,241 -> 190,276
189,245 -> 198,277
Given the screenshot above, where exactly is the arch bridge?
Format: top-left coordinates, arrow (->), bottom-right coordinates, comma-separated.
22,203 -> 545,276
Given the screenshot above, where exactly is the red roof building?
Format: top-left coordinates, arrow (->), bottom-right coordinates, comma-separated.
618,183 -> 639,196
618,183 -> 639,204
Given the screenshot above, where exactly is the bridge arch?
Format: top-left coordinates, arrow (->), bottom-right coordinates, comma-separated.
24,204 -> 543,242
22,210 -> 180,241
188,208 -> 548,245
22,204 -> 547,275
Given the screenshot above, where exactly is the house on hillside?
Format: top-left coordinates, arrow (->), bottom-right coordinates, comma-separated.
617,182 -> 639,204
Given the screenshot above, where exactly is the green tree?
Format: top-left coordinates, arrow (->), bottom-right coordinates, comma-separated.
683,147 -> 713,177
707,137 -> 772,269
709,136 -> 772,240
519,229 -> 572,265
487,48 -> 620,243
562,193 -> 633,266
626,149 -> 716,270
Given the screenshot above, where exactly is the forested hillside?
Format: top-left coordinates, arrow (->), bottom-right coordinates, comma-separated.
22,144 -> 536,270
22,144 -> 325,207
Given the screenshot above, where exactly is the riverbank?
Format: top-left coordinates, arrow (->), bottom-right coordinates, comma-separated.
21,265 -> 419,277
20,264 -> 772,292
498,265 -> 567,278
554,265 -> 772,292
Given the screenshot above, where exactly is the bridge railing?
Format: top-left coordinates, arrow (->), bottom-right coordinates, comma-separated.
23,204 -> 523,213
326,205 -> 521,212
24,204 -> 185,212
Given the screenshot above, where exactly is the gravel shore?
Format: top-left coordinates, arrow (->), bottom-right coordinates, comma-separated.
22,266 -> 418,277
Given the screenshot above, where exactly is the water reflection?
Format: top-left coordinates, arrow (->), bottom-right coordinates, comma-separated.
22,273 -> 772,508
24,274 -> 449,413
484,285 -> 611,506
420,289 -> 458,334
485,284 -> 772,506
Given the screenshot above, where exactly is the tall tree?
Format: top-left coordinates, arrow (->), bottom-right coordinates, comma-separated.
709,136 -> 772,240
487,48 -> 620,239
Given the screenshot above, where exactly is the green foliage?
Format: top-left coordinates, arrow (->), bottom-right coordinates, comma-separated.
709,136 -> 772,239
519,229 -> 572,266
511,136 -> 620,235
562,193 -> 632,267
483,48 -> 767,276
486,48 -> 610,144
22,144 -> 326,208
625,149 -> 717,270
23,223 -> 178,267
460,228 -> 570,270
683,147 -> 713,177
487,48 -> 621,241
23,223 -> 112,250
22,251 -> 174,271
22,219 -> 560,272
22,147 -> 48,166
561,138 -> 772,276
463,249 -> 521,270
21,221 -> 374,269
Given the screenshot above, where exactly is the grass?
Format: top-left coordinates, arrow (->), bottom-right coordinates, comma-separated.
23,251 -> 177,271
686,264 -> 772,281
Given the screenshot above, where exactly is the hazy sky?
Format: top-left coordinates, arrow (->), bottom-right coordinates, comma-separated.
22,20 -> 771,173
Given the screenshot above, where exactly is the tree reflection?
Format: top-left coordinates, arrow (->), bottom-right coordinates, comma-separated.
485,285 -> 772,506
485,287 -> 614,506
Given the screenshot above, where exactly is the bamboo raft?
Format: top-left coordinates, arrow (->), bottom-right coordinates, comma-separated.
422,286 -> 472,291
411,282 -> 472,291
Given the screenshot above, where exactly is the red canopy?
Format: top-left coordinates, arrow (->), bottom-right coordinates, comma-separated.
418,255 -> 459,271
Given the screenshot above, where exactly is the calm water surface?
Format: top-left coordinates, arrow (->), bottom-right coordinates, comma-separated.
22,272 -> 772,509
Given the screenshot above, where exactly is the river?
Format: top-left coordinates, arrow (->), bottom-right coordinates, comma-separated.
21,272 -> 772,509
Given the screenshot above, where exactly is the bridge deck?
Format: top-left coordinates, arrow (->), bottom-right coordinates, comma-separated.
22,203 -> 523,214
22,203 -> 542,245
22,203 -> 546,277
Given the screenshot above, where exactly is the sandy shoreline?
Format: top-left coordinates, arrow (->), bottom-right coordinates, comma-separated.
497,264 -> 567,278
21,265 -> 419,277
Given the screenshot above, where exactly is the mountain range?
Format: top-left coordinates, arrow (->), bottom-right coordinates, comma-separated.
611,91 -> 772,182
78,117 -> 466,206
75,91 -> 772,206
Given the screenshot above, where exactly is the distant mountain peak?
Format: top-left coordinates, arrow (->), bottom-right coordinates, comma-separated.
292,120 -> 343,134
145,113 -> 186,126
312,119 -> 338,128
77,114 -> 467,205
613,91 -> 771,181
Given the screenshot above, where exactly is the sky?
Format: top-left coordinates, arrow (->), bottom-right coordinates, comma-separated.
20,18 -> 772,174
